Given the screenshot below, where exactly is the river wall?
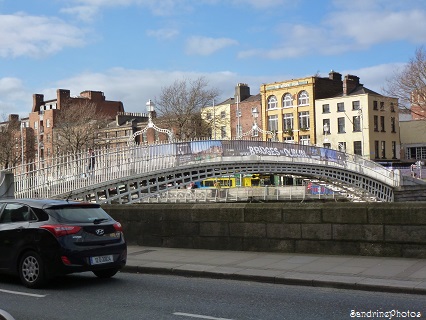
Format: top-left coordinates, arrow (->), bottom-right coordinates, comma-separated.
103,202 -> 426,258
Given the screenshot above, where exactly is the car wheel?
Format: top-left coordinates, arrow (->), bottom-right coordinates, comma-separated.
93,268 -> 119,278
19,251 -> 46,288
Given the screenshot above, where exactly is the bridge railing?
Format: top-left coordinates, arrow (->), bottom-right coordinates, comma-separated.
9,139 -> 400,199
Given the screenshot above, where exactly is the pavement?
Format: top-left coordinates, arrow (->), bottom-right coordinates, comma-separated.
124,246 -> 426,295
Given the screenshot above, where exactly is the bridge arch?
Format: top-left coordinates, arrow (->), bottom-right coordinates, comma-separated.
10,140 -> 399,203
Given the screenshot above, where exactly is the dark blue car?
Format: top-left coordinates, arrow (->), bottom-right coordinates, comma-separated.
0,199 -> 126,288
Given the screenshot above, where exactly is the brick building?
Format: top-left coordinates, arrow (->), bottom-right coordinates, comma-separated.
29,89 -> 124,161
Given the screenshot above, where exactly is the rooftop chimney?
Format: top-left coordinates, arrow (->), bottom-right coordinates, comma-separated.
329,70 -> 342,81
234,83 -> 250,103
343,75 -> 360,96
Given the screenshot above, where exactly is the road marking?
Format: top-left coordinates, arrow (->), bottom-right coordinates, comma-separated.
0,289 -> 47,298
173,312 -> 234,320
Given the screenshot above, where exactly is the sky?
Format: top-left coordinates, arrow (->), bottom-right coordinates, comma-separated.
1,0 -> 426,118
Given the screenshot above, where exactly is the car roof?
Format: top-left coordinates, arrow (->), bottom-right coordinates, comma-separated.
0,198 -> 98,209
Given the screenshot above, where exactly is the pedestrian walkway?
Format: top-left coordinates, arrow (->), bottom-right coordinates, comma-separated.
124,246 -> 426,295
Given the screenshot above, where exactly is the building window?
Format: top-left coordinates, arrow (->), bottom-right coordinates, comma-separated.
353,116 -> 361,132
373,101 -> 378,110
380,116 -> 385,132
283,113 -> 294,131
392,141 -> 396,159
267,115 -> 278,131
391,117 -> 396,133
206,112 -> 212,120
352,101 -> 360,110
374,141 -> 379,159
337,117 -> 345,133
354,141 -> 362,156
284,136 -> 294,143
323,119 -> 330,134
220,126 -> 226,139
220,111 -> 226,119
46,119 -> 50,127
252,127 -> 259,137
298,91 -> 309,106
338,142 -> 346,152
298,111 -> 310,130
374,116 -> 378,131
283,93 -> 293,108
337,102 -> 344,112
380,101 -> 385,111
322,104 -> 330,113
267,96 -> 278,109
300,135 -> 310,145
381,141 -> 386,158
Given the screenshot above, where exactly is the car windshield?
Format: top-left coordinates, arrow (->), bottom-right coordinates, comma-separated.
44,206 -> 111,223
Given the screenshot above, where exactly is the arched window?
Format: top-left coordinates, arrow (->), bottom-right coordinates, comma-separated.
267,95 -> 278,109
298,91 -> 309,106
283,93 -> 293,108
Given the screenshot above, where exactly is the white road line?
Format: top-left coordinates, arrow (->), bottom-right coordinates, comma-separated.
173,312 -> 234,320
0,289 -> 47,298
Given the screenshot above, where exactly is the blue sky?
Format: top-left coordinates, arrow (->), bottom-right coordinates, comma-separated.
1,0 -> 425,117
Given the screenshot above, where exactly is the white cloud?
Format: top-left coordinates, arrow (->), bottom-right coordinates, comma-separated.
342,63 -> 407,94
328,10 -> 426,46
238,2 -> 426,60
186,36 -> 238,56
0,13 -> 86,58
42,68 -> 267,113
146,28 -> 179,40
0,77 -> 31,117
60,5 -> 99,22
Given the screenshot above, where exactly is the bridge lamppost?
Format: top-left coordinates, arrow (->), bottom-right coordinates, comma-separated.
128,99 -> 174,146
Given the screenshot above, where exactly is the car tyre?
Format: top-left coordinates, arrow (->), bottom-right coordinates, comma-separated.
19,251 -> 46,289
93,268 -> 120,278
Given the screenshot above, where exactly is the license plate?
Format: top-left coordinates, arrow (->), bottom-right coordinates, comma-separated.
90,255 -> 114,265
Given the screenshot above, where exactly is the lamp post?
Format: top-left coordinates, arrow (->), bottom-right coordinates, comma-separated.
20,121 -> 25,168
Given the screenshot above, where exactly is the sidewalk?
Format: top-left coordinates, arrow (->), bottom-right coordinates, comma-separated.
124,246 -> 426,295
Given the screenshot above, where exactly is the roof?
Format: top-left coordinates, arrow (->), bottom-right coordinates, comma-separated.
0,198 -> 99,209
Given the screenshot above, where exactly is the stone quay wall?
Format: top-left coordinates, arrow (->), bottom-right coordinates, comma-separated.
102,202 -> 426,258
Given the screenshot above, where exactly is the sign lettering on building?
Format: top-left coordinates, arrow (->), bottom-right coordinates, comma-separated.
266,80 -> 309,91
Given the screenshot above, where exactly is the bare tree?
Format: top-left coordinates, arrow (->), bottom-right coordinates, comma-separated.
53,99 -> 110,155
0,115 -> 20,169
155,77 -> 220,139
384,46 -> 426,117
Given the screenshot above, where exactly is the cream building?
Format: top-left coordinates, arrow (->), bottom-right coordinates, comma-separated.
315,75 -> 400,160
400,120 -> 426,161
201,99 -> 232,139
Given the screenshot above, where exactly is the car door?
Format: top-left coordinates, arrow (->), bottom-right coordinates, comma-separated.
0,203 -> 31,271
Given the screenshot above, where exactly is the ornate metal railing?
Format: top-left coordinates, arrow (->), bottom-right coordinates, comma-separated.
9,139 -> 400,201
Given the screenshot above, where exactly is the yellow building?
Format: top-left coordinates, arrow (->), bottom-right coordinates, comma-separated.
315,75 -> 400,160
260,71 -> 342,144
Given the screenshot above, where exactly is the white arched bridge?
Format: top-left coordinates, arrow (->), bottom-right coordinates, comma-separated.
6,140 -> 407,203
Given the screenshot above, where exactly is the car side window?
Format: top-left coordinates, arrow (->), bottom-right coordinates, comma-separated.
0,203 -> 31,223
